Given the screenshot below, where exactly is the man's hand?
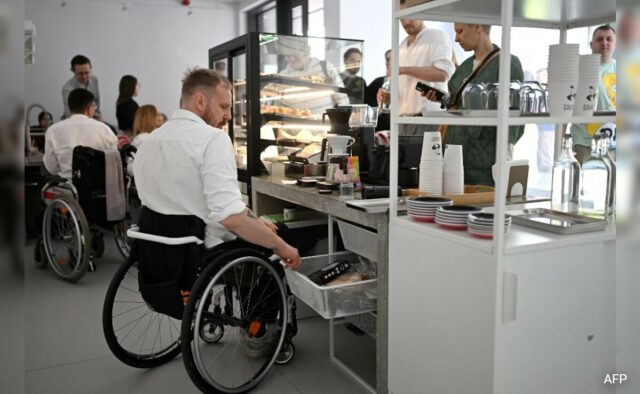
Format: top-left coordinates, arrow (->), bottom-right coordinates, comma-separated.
376,88 -> 384,106
274,243 -> 302,270
422,90 -> 439,102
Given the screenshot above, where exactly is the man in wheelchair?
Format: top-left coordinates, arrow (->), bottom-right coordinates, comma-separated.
132,68 -> 301,360
36,88 -> 136,279
43,88 -> 117,179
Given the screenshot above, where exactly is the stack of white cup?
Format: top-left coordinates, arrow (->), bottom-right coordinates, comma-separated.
419,131 -> 443,195
443,144 -> 464,195
574,54 -> 601,116
547,44 -> 579,116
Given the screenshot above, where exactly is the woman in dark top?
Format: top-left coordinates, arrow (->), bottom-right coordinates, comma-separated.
116,75 -> 139,135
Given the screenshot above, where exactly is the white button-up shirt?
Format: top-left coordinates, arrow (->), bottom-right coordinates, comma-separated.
399,28 -> 455,115
43,114 -> 118,179
132,109 -> 246,248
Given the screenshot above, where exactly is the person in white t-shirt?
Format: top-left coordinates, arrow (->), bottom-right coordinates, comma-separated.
43,88 -> 117,179
379,19 -> 455,117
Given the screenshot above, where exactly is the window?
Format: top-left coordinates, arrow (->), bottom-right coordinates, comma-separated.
248,1 -> 276,33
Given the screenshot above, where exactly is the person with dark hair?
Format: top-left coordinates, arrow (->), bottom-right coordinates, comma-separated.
571,24 -> 617,163
366,49 -> 391,107
340,47 -> 367,103
37,111 -> 53,129
116,75 -> 140,135
44,88 -> 117,178
133,67 -> 300,262
62,54 -> 102,120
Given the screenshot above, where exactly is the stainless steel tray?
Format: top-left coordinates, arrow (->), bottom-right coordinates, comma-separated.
510,208 -> 607,234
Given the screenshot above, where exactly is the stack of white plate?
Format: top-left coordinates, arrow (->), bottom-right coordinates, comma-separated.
466,212 -> 512,239
435,205 -> 482,230
443,144 -> 464,195
419,132 -> 443,195
547,44 -> 579,116
574,54 -> 601,116
407,196 -> 453,222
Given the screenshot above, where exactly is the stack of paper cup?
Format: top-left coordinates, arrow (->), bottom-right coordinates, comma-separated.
419,131 -> 443,195
443,144 -> 464,195
547,44 -> 579,116
574,54 -> 601,116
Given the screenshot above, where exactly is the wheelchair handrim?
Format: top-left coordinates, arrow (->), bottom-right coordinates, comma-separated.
192,255 -> 288,393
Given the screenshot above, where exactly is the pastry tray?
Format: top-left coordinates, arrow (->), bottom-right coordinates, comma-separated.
510,208 -> 607,234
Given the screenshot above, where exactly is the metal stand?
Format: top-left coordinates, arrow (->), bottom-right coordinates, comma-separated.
327,215 -> 376,394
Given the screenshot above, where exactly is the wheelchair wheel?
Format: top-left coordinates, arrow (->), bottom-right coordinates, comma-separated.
181,249 -> 288,394
113,220 -> 132,260
275,341 -> 295,365
42,194 -> 91,282
103,256 -> 182,368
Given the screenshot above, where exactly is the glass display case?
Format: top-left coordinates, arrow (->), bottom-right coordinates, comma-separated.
209,33 -> 365,200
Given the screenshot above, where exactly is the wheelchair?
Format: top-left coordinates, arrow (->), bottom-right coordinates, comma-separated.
102,225 -> 298,393
34,145 -> 138,282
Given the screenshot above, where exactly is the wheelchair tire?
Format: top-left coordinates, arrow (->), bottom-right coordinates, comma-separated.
103,256 -> 182,368
42,194 -> 91,282
181,248 -> 288,394
113,220 -> 132,260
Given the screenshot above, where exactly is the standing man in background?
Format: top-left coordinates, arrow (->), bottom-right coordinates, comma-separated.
396,19 -> 455,116
62,55 -> 103,121
571,25 -> 617,163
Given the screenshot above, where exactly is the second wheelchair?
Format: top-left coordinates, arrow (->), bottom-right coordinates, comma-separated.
35,145 -> 139,282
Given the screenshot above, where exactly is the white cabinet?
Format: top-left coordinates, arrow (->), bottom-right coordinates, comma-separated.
387,1 -> 616,393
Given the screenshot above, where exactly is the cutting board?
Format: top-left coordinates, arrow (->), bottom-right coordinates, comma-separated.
404,185 -> 495,205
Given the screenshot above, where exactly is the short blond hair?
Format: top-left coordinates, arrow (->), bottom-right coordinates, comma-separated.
133,105 -> 159,136
181,67 -> 230,99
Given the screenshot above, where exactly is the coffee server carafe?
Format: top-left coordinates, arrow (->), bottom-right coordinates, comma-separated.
323,106 -> 352,134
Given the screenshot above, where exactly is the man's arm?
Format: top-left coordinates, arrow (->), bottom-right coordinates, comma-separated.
221,210 -> 301,268
399,65 -> 448,82
92,76 -> 102,119
61,83 -> 71,118
42,132 -> 60,176
202,133 -> 301,268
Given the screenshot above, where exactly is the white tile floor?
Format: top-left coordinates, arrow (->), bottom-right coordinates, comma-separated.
24,238 -> 375,394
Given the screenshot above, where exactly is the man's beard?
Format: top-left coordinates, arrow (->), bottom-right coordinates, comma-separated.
201,107 -> 225,128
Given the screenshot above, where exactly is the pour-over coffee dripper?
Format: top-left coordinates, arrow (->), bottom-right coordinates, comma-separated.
326,135 -> 355,156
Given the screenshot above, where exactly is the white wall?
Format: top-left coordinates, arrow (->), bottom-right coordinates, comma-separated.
25,0 -> 237,126
335,0 -> 392,84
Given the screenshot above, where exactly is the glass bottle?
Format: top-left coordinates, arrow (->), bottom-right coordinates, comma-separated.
551,134 -> 581,213
579,135 -> 612,219
380,77 -> 391,113
598,131 -> 616,216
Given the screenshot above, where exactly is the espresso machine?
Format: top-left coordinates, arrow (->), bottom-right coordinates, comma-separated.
322,105 -> 375,182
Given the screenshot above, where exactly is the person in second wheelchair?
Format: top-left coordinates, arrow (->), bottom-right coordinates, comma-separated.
132,67 -> 302,353
43,88 -> 117,179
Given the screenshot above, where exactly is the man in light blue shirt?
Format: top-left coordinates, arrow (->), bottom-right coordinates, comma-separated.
571,25 -> 617,163
61,54 -> 102,120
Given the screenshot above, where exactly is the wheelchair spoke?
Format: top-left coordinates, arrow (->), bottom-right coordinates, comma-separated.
112,303 -> 146,318
115,310 -> 152,333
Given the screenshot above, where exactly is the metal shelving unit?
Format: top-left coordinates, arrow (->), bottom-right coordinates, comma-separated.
387,1 -> 616,393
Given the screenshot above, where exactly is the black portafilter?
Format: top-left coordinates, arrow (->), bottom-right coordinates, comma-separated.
361,185 -> 403,200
